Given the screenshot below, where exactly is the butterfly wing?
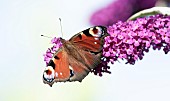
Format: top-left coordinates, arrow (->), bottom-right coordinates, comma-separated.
65,26 -> 108,81
43,48 -> 70,86
69,26 -> 107,52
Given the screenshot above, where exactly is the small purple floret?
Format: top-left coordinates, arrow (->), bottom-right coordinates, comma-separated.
43,37 -> 62,65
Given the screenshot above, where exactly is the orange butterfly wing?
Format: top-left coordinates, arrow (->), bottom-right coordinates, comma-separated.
66,26 -> 108,81
43,48 -> 70,86
53,49 -> 70,81
69,26 -> 107,52
69,26 -> 107,68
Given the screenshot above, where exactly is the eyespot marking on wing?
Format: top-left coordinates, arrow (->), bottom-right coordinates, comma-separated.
43,66 -> 55,83
89,27 -> 103,37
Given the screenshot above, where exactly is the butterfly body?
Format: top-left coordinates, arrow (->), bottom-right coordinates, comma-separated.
43,26 -> 107,86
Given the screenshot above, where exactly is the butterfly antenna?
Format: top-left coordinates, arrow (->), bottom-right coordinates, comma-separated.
41,35 -> 52,38
59,18 -> 64,37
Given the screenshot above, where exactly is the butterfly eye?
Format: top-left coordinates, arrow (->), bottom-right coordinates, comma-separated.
43,66 -> 55,83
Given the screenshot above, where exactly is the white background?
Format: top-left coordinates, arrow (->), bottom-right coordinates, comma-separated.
0,0 -> 170,101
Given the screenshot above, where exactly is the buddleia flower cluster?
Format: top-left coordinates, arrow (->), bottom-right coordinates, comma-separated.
43,37 -> 62,66
93,14 -> 170,76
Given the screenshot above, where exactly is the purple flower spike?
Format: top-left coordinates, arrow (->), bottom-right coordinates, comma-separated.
43,37 -> 62,66
93,14 -> 170,76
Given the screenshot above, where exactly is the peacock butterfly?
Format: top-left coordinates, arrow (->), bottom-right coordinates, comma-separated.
43,26 -> 108,87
